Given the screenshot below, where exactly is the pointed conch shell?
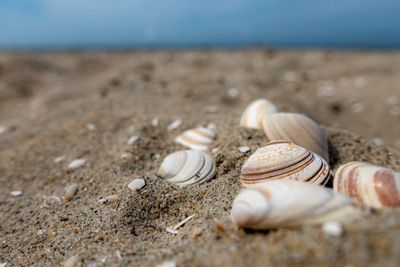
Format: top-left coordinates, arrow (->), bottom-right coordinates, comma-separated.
333,161 -> 400,208
231,180 -> 359,229
240,141 -> 330,186
157,150 -> 216,186
261,112 -> 329,161
174,127 -> 216,151
240,98 -> 277,129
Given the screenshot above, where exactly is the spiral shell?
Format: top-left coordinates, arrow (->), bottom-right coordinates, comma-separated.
240,98 -> 277,129
231,180 -> 359,229
175,127 -> 216,151
261,112 -> 329,161
157,150 -> 216,186
333,162 -> 400,208
240,141 -> 330,186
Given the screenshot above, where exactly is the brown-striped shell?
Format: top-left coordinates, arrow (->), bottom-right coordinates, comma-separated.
240,141 -> 330,185
261,112 -> 329,161
175,127 -> 216,151
240,98 -> 277,129
231,180 -> 359,229
157,150 -> 216,186
333,161 -> 400,208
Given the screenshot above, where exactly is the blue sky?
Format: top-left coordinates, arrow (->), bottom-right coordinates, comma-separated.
0,0 -> 400,48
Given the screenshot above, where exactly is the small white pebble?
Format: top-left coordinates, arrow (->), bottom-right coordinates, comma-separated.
114,250 -> 122,261
0,262 -> 7,267
167,118 -> 182,131
227,88 -> 240,98
64,255 -> 80,267
120,152 -> 132,159
64,183 -> 78,201
316,85 -> 335,97
54,156 -> 65,164
351,102 -> 365,113
207,123 -> 217,130
238,146 -> 250,153
99,194 -> 121,204
0,125 -> 7,135
127,135 -> 139,145
165,227 -> 179,234
371,138 -> 384,146
86,124 -> 96,131
128,178 -> 145,191
322,221 -> 343,237
151,117 -> 160,127
211,147 -> 220,154
156,260 -> 176,267
68,159 -> 86,170
10,190 -> 22,197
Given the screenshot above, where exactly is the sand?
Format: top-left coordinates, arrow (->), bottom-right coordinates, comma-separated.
0,50 -> 400,266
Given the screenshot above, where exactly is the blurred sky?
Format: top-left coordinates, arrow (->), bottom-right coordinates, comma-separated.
0,0 -> 400,49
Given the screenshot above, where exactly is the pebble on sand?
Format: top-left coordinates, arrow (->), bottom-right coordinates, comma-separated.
63,255 -> 80,267
68,159 -> 86,170
322,221 -> 343,237
167,118 -> 182,131
151,117 -> 160,127
227,88 -> 240,98
0,262 -> 7,267
64,183 -> 79,201
54,156 -> 65,164
0,125 -> 7,135
86,123 -> 96,131
128,178 -> 146,191
238,146 -> 250,153
156,260 -> 176,267
10,190 -> 22,197
127,135 -> 139,145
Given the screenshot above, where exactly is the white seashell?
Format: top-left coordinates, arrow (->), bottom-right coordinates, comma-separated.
240,98 -> 277,129
157,150 -> 216,186
262,113 -> 329,161
240,141 -> 330,186
10,190 -> 23,197
231,180 -> 359,229
68,159 -> 85,170
167,118 -> 182,131
175,127 -> 216,151
333,162 -> 400,208
128,178 -> 145,191
322,221 -> 343,237
64,183 -> 78,201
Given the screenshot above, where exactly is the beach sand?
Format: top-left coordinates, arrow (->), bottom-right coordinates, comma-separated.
1,50 -> 400,266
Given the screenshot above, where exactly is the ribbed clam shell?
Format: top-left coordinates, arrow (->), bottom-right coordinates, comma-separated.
157,150 -> 216,186
240,98 -> 277,129
333,162 -> 400,208
240,141 -> 330,186
175,127 -> 216,151
231,180 -> 359,229
261,113 -> 329,161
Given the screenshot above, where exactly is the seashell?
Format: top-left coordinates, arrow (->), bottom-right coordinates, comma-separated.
157,150 -> 216,186
240,141 -> 330,186
175,127 -> 216,151
240,98 -> 277,129
333,161 -> 400,208
231,180 -> 359,229
261,112 -> 329,161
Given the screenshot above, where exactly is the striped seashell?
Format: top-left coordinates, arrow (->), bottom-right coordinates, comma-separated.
175,127 -> 216,151
231,180 -> 359,229
333,161 -> 400,208
240,141 -> 330,186
261,112 -> 329,161
157,150 -> 216,186
240,98 -> 277,129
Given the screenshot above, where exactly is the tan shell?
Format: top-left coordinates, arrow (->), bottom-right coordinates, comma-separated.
175,127 -> 216,151
240,98 -> 277,129
262,112 -> 329,161
240,141 -> 330,186
231,180 -> 359,229
157,150 -> 216,186
333,161 -> 400,208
